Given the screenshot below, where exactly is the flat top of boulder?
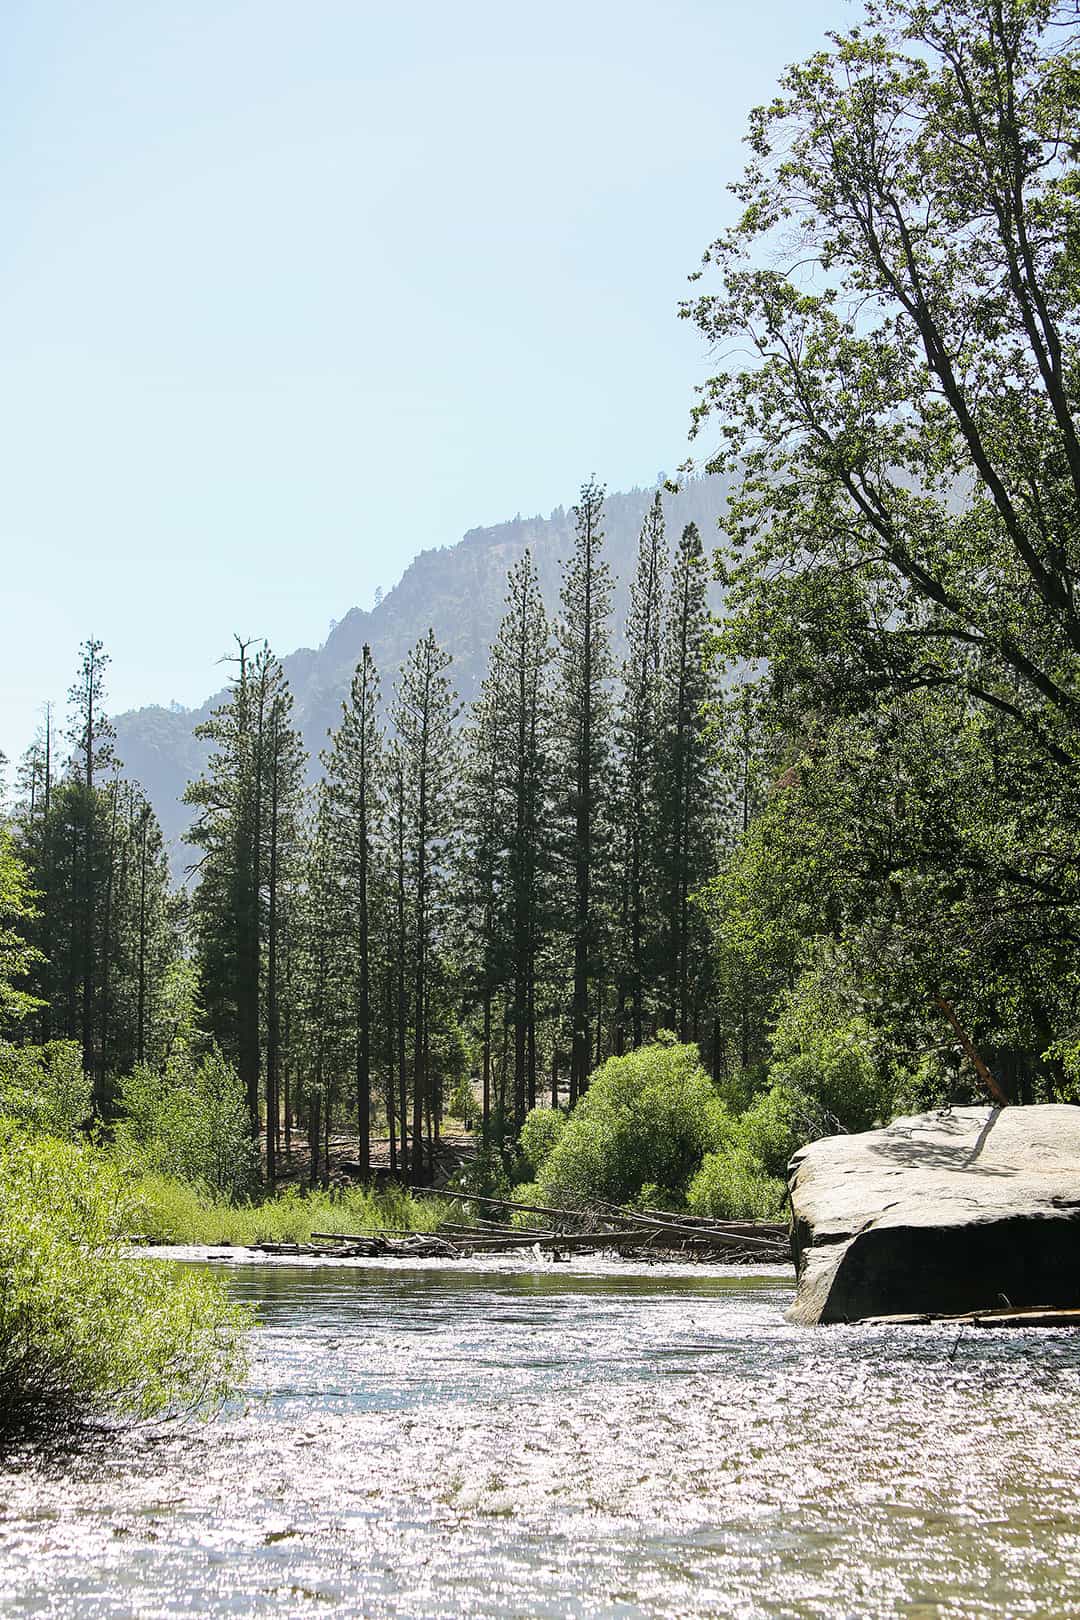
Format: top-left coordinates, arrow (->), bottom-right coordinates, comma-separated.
790,1104 -> 1080,1236
788,1104 -> 1080,1324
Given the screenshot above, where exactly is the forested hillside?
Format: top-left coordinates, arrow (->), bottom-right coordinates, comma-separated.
116,478 -> 728,862
6,0 -> 1077,1240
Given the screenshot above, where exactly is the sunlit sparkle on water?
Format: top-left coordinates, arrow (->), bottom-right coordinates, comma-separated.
2,1252 -> 1079,1618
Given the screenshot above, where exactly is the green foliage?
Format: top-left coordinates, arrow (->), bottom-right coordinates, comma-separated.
446,1071 -> 475,1123
627,1183 -> 686,1214
506,1181 -> 550,1231
685,969 -> 899,1223
518,1105 -> 566,1174
768,968 -> 895,1135
687,1146 -> 786,1222
733,1085 -> 810,1182
431,1013 -> 472,1117
0,829 -> 44,1032
153,958 -> 207,1066
0,1125 -> 248,1441
126,1174 -> 459,1245
111,1048 -> 257,1198
685,0 -> 1080,1086
0,1040 -> 90,1139
449,1146 -> 512,1201
534,1038 -> 727,1208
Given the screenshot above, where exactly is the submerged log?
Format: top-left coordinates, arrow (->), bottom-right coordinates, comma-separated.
788,1105 -> 1080,1324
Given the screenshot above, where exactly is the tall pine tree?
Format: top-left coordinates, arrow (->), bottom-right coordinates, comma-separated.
322,645 -> 383,1178
652,522 -> 717,1040
491,550 -> 551,1127
616,492 -> 667,1049
554,480 -> 614,1103
391,630 -> 457,1183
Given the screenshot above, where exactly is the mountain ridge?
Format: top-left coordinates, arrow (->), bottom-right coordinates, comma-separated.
114,476 -> 730,865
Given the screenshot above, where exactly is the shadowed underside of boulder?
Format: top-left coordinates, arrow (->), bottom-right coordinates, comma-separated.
787,1105 -> 1080,1324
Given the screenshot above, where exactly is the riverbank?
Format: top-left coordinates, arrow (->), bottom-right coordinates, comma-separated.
125,1176 -> 792,1260
124,1174 -> 461,1246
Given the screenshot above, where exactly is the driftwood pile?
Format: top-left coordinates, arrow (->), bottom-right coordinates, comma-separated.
250,1188 -> 790,1264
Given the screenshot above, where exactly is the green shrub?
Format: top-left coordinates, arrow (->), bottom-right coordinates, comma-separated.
686,1145 -> 787,1221
111,1048 -> 257,1198
0,831 -> 44,1032
504,1180 -> 551,1231
0,1126 -> 248,1442
518,1106 -> 566,1174
627,1182 -> 688,1214
0,1040 -> 90,1139
680,1085 -> 803,1221
768,968 -> 893,1133
735,1084 -> 816,1180
446,1071 -> 476,1124
534,1038 -> 728,1208
449,1146 -> 512,1201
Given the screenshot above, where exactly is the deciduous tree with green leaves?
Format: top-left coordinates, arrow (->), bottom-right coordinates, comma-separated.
684,0 -> 1080,1073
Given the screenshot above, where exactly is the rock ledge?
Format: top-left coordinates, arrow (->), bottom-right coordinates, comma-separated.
787,1105 -> 1080,1324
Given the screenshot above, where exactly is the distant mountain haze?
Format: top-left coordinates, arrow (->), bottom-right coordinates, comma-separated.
114,477 -> 729,871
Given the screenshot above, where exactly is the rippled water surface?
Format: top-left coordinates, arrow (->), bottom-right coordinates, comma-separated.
3,1253 -> 1080,1619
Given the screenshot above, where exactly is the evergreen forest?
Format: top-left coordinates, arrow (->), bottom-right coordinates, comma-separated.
2,0 -> 1079,1299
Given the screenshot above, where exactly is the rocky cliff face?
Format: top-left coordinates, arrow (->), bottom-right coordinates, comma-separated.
114,476 -> 729,866
787,1105 -> 1080,1324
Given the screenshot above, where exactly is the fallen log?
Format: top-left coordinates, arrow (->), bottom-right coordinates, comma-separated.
309,1230 -> 459,1258
411,1186 -> 600,1226
633,1206 -> 788,1240
863,1305 -> 1080,1329
606,1210 -> 789,1253
413,1186 -> 788,1251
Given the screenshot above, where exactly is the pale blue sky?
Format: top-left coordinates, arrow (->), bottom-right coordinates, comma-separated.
2,0 -> 843,768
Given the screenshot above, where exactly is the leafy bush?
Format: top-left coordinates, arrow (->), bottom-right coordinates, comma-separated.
449,1145 -> 512,1200
111,1048 -> 257,1198
534,1038 -> 728,1208
687,1146 -> 787,1221
446,1071 -> 476,1124
768,968 -> 894,1133
0,831 -> 44,1032
626,1182 -> 687,1213
504,1180 -> 552,1231
0,1126 -> 248,1442
735,1084 -> 816,1180
0,1040 -> 90,1139
518,1106 -> 566,1174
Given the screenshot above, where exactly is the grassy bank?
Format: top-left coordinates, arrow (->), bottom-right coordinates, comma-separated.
126,1174 -> 461,1246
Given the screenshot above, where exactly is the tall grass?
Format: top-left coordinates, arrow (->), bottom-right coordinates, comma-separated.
127,1175 -> 461,1246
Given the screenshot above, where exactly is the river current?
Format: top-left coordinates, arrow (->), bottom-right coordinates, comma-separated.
2,1252 -> 1079,1618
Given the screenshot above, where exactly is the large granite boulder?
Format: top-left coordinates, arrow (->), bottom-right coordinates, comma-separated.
787,1105 -> 1080,1324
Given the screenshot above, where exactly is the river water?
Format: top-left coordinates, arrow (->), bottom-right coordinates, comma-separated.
2,1252 -> 1079,1619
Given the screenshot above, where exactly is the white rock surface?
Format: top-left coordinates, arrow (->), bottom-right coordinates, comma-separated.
787,1105 -> 1080,1324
